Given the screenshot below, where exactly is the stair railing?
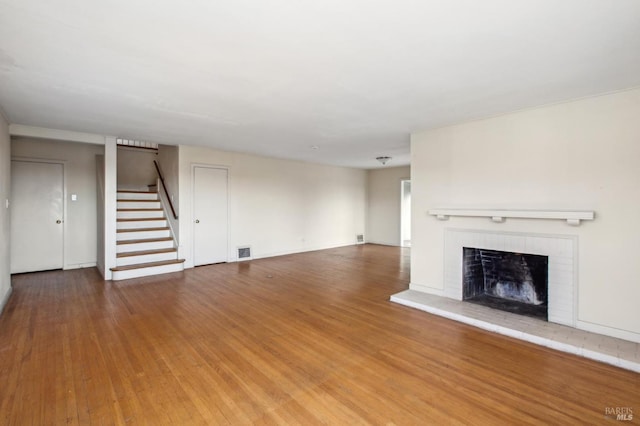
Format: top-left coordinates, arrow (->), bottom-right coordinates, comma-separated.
153,160 -> 178,220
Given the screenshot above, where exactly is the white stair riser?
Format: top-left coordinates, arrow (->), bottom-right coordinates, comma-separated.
116,252 -> 177,267
117,192 -> 158,200
117,230 -> 170,241
111,263 -> 184,281
117,220 -> 167,229
117,240 -> 174,253
117,201 -> 161,209
117,210 -> 164,219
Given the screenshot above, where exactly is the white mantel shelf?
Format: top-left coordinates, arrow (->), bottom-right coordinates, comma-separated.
428,208 -> 595,226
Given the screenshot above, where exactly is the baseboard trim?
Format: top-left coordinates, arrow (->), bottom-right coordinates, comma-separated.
365,240 -> 401,247
249,242 -> 356,261
184,241 -> 359,269
64,262 -> 97,270
577,320 -> 640,344
408,282 -> 444,296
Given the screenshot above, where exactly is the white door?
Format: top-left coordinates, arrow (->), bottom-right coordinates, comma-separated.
11,160 -> 64,273
193,167 -> 228,266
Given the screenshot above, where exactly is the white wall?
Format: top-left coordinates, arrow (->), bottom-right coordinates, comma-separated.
103,137 -> 117,280
366,166 -> 410,246
96,155 -> 105,276
117,147 -> 157,190
401,180 -> 411,244
157,144 -> 179,239
0,114 -> 11,312
11,138 -> 104,269
411,87 -> 640,340
178,146 -> 367,267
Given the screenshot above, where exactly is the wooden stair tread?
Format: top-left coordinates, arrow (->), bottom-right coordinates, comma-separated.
110,259 -> 185,272
117,227 -> 169,233
117,208 -> 163,212
117,190 -> 156,194
117,199 -> 158,202
117,237 -> 173,245
117,248 -> 177,258
118,218 -> 166,222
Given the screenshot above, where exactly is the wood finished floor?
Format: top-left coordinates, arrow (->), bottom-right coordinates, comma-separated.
0,244 -> 638,425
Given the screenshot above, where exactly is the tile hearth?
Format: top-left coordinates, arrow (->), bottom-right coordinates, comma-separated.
391,289 -> 640,373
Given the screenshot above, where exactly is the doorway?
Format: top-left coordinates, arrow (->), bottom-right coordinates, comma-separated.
193,166 -> 228,266
11,160 -> 65,273
400,179 -> 411,247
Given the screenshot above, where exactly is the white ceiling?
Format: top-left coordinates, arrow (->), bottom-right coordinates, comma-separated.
1,0 -> 640,169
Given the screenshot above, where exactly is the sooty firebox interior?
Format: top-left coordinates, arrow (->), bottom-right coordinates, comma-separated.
463,247 -> 548,320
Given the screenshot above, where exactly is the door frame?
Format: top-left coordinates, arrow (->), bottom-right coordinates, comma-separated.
400,178 -> 411,248
191,163 -> 230,266
11,157 -> 68,270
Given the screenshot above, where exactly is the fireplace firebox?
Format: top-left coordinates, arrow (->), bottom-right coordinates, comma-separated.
463,247 -> 548,320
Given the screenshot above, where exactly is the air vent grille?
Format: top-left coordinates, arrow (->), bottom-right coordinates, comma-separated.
117,138 -> 158,150
238,246 -> 252,261
356,234 -> 365,244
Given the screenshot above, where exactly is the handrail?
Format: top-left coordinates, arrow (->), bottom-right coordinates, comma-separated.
153,160 -> 178,220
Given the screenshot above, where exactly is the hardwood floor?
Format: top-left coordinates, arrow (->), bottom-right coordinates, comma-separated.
1,244 -> 637,425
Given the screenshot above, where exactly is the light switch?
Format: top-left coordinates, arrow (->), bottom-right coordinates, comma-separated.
5,199 -> 8,209
71,194 -> 77,201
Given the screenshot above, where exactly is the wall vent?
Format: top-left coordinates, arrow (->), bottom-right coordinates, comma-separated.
237,246 -> 252,261
356,234 -> 365,244
117,138 -> 159,150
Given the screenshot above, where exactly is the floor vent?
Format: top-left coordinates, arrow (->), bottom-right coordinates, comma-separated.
237,246 -> 252,261
356,234 -> 365,244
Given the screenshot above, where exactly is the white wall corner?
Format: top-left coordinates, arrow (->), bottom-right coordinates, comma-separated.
0,287 -> 12,315
0,105 -> 10,124
103,136 -> 117,280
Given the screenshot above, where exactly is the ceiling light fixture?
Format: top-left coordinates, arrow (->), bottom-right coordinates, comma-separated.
376,156 -> 391,166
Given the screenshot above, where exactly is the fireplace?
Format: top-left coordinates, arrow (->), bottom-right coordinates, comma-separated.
443,229 -> 576,327
463,248 -> 548,320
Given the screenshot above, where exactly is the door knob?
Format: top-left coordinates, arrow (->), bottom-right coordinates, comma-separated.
195,219 -> 200,223
56,220 -> 62,224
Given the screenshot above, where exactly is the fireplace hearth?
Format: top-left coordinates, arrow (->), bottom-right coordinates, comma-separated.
463,247 -> 548,320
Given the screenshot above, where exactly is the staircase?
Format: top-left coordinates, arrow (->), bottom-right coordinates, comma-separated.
111,190 -> 185,280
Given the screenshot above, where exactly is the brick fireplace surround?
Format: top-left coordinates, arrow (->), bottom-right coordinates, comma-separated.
443,229 -> 575,326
